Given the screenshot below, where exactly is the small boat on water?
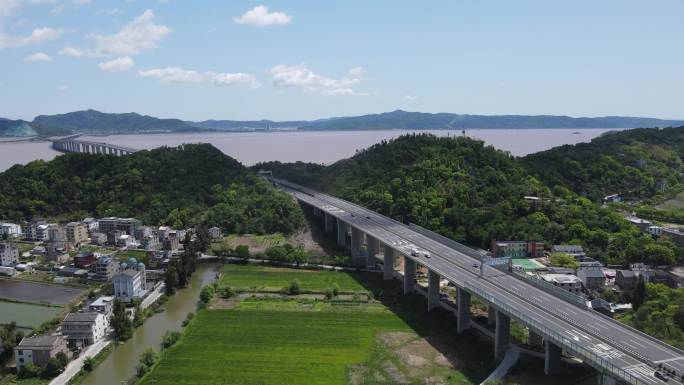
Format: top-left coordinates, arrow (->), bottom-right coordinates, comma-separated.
572,131 -> 582,134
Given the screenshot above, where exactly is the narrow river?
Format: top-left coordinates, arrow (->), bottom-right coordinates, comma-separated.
80,263 -> 219,385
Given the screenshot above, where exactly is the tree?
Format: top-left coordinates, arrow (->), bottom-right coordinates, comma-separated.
83,357 -> 95,372
674,305 -> 684,330
136,348 -> 158,378
644,243 -> 676,266
18,363 -> 39,379
549,253 -> 579,269
200,285 -> 215,304
164,263 -> 179,295
161,330 -> 181,349
632,276 -> 646,311
235,245 -> 250,260
111,299 -> 133,341
133,300 -> 144,327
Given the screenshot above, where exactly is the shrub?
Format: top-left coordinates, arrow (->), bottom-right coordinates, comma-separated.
200,285 -> 215,304
161,330 -> 182,349
83,356 -> 95,372
286,279 -> 301,295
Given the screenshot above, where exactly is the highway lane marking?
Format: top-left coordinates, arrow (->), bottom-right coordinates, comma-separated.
655,356 -> 684,364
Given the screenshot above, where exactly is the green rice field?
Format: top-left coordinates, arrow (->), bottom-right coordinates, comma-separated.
220,264 -> 368,292
138,306 -> 412,385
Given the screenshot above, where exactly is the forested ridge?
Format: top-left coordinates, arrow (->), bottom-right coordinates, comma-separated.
522,126 -> 684,202
258,133 -> 679,266
0,144 -> 303,234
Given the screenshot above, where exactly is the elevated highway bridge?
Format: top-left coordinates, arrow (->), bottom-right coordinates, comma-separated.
269,176 -> 684,385
51,135 -> 138,156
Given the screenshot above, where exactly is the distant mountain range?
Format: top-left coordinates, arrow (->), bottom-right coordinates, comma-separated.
1,109 -> 683,137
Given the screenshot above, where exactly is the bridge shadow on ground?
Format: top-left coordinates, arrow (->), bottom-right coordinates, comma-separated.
348,272 -> 595,385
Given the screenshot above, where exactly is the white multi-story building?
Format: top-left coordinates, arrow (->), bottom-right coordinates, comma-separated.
82,218 -> 99,233
0,243 -> 19,266
60,312 -> 108,346
113,260 -> 147,302
0,222 -> 22,238
34,224 -> 50,241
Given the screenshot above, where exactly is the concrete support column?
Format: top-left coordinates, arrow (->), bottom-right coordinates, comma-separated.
488,305 -> 496,326
324,213 -> 333,233
383,244 -> 394,280
366,236 -> 379,267
457,288 -> 471,334
428,270 -> 440,311
336,218 -> 346,247
529,329 -> 543,348
403,257 -> 416,294
544,340 -> 561,375
351,227 -> 362,258
495,310 -> 510,360
600,374 -> 617,385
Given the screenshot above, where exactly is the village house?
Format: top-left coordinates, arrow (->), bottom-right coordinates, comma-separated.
14,336 -> 68,370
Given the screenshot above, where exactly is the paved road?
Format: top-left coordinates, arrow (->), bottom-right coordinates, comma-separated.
49,337 -> 112,385
272,177 -> 684,385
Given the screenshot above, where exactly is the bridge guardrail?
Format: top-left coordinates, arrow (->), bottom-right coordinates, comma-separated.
464,281 -> 647,385
408,223 -> 589,309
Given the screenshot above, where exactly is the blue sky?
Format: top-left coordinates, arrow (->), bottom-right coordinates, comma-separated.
1,0 -> 683,121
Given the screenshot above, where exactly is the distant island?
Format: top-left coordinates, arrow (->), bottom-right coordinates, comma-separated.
2,109 -> 683,137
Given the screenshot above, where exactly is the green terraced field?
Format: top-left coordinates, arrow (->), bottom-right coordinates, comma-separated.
220,264 -> 368,292
138,307 -> 412,385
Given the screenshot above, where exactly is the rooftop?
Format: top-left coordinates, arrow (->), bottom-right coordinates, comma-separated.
17,335 -> 63,348
63,312 -> 101,323
541,274 -> 581,284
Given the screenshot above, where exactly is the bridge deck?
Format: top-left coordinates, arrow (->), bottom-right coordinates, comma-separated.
272,177 -> 684,385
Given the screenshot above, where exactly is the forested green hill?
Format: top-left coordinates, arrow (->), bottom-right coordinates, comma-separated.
0,144 -> 303,234
522,127 -> 684,202
258,134 -> 677,266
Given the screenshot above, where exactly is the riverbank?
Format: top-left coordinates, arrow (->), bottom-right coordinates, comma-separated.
77,264 -> 218,385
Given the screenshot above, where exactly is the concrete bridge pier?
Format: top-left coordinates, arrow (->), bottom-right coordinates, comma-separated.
403,257 -> 416,294
528,329 -> 543,348
324,213 -> 333,233
457,288 -> 471,334
383,245 -> 394,280
494,309 -> 511,360
366,236 -> 379,267
544,340 -> 561,375
427,270 -> 440,311
599,374 -> 617,385
336,218 -> 347,247
488,305 -> 496,326
351,226 -> 362,259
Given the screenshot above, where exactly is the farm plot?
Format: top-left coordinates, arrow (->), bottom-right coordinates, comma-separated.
138,307 -> 412,385
219,264 -> 367,292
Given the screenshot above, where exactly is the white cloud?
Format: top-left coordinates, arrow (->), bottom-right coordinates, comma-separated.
234,5 -> 291,27
72,0 -> 91,5
138,67 -> 205,83
269,64 -> 365,95
91,9 -> 170,55
0,26 -> 65,48
96,8 -> 121,16
139,66 -> 260,88
24,51 -> 51,62
58,45 -> 95,57
404,94 -> 418,100
348,66 -> 366,77
58,84 -> 71,91
99,56 -> 133,72
0,0 -> 57,17
210,72 -> 259,87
